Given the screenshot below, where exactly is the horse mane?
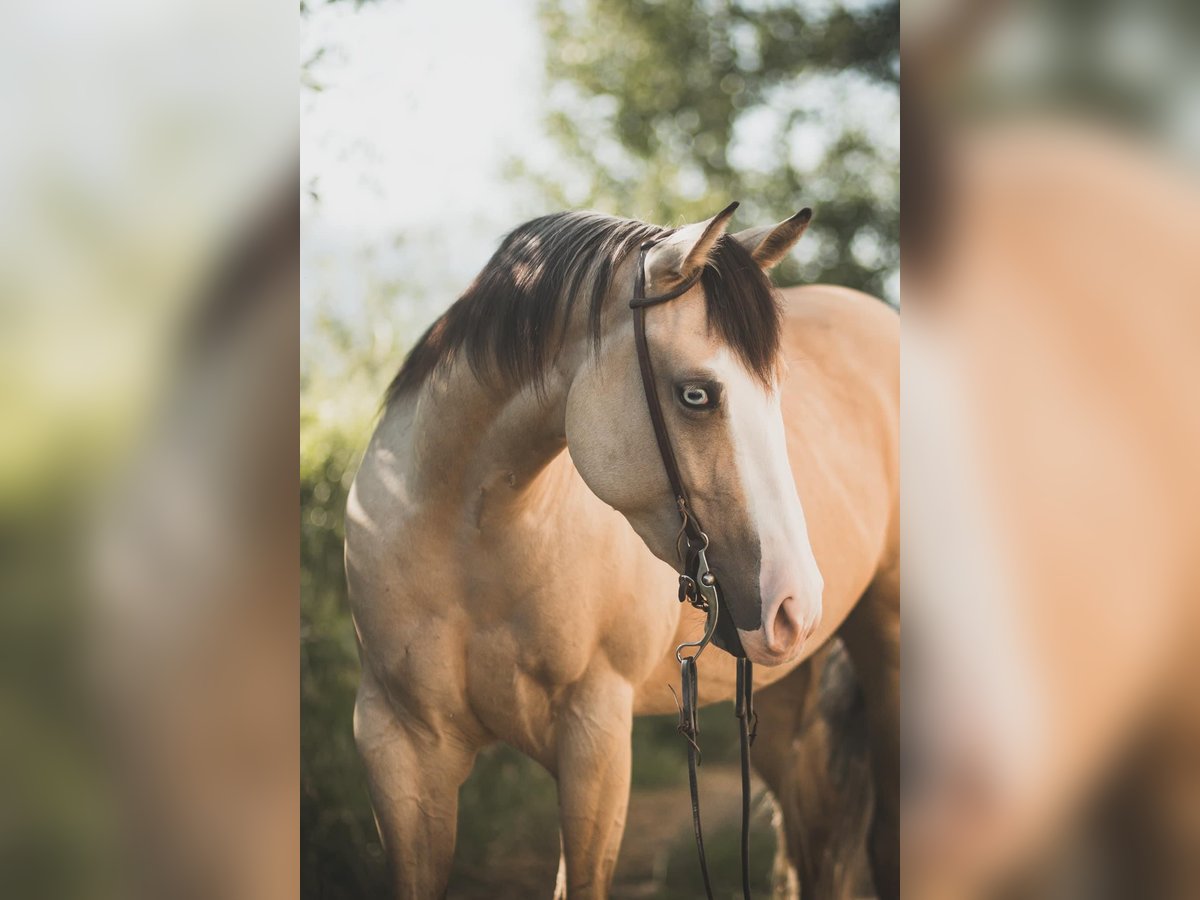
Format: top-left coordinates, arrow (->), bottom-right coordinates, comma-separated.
384,211 -> 782,405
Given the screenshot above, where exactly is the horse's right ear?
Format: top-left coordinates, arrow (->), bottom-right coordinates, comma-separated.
645,202 -> 739,288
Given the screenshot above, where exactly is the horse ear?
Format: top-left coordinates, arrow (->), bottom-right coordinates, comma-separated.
645,201 -> 739,287
732,208 -> 812,270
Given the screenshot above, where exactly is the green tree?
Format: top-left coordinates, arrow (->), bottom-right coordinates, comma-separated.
529,0 -> 899,299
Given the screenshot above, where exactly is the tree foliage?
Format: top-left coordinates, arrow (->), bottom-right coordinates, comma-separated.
530,0 -> 899,298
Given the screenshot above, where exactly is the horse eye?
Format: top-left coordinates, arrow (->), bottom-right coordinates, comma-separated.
680,386 -> 713,408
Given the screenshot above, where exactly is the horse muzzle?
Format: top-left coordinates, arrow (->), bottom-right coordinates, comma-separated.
739,579 -> 823,665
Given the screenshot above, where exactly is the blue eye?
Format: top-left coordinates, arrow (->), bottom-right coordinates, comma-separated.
679,384 -> 717,409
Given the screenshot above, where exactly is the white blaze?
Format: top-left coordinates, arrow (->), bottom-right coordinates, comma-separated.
713,350 -> 824,658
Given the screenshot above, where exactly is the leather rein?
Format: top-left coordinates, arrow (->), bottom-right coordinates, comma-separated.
630,239 -> 758,899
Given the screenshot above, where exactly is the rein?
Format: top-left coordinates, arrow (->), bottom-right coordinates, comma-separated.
630,240 -> 758,899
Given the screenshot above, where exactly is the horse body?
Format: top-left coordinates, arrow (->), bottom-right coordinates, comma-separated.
347,209 -> 898,898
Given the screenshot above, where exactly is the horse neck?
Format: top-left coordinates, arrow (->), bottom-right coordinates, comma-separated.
404,358 -> 578,529
399,254 -> 636,531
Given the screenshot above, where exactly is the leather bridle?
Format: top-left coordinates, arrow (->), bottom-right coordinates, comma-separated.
630,238 -> 758,899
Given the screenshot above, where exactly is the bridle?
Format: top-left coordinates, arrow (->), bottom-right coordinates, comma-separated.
630,238 -> 758,899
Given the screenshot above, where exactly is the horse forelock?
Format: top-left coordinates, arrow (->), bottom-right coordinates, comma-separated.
699,235 -> 784,389
384,211 -> 783,404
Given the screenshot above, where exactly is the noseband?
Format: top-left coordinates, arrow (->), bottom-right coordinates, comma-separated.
630,239 -> 758,899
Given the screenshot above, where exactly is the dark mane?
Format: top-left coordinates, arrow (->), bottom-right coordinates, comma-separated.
384,211 -> 782,405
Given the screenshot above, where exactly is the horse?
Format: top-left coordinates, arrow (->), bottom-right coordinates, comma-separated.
345,204 -> 899,898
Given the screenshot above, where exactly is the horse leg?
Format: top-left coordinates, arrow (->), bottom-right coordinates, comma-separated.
839,566 -> 901,900
753,644 -> 873,900
752,656 -> 818,899
353,674 -> 480,899
553,674 -> 634,899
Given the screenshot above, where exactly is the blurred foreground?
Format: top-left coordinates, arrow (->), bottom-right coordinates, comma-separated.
0,0 -> 296,897
903,1 -> 1200,897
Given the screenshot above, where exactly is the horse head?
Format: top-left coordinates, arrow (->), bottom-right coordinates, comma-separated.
565,205 -> 824,665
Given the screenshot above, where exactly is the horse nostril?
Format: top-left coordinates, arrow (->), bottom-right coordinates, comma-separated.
766,595 -> 804,655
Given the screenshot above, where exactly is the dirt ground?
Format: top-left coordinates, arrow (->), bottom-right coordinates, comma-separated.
448,763 -> 777,898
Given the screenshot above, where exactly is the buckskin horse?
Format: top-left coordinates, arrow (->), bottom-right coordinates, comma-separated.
345,204 -> 899,898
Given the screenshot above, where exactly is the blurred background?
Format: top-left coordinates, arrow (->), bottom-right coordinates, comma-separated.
300,0 -> 897,896
1,0 -> 296,897
903,1 -> 1200,898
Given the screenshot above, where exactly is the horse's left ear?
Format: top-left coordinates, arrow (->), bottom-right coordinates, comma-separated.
732,208 -> 812,270
645,201 -> 740,287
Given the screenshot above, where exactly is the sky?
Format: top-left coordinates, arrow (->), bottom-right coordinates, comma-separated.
301,0 -> 553,348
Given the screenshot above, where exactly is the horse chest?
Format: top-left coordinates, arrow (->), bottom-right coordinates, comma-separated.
446,522 -> 680,738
